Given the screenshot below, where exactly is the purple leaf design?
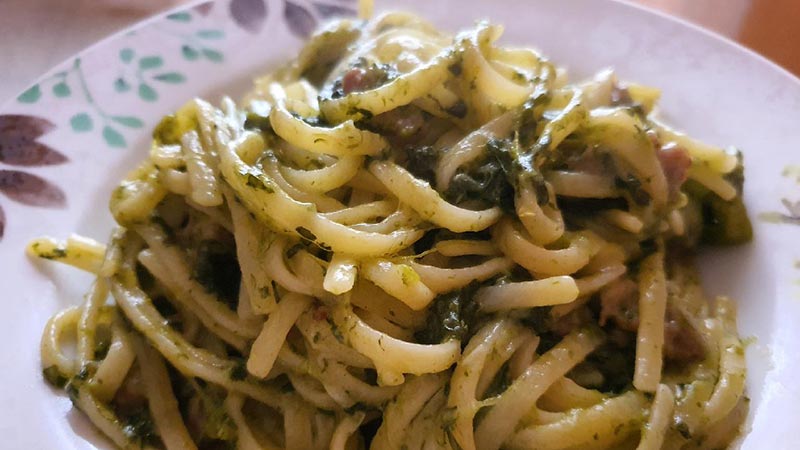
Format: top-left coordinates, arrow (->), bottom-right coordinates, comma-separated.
230,0 -> 268,33
312,2 -> 356,18
285,1 -> 317,38
0,169 -> 66,208
195,1 -> 214,15
0,114 -> 53,137
0,204 -> 5,239
0,115 -> 68,166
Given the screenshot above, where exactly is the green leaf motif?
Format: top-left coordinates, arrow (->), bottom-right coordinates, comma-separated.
52,82 -> 71,98
153,72 -> 186,84
102,126 -> 126,148
139,83 -> 158,102
111,116 -> 144,128
166,12 -> 192,22
119,48 -> 135,63
138,83 -> 158,102
17,85 -> 42,103
114,77 -> 131,93
201,48 -> 224,63
196,29 -> 225,39
138,56 -> 164,70
182,45 -> 200,61
70,113 -> 93,132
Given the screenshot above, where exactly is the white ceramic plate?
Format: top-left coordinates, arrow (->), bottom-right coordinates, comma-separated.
1,0 -> 799,448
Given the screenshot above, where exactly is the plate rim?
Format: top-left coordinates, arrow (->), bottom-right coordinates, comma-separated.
0,0 -> 210,109
2,0 -> 798,448
612,0 -> 800,88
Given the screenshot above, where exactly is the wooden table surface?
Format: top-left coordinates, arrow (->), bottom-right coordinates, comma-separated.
2,0 -> 799,103
632,0 -> 800,75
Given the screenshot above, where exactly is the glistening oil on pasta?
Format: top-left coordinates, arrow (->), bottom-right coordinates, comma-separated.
30,7 -> 752,450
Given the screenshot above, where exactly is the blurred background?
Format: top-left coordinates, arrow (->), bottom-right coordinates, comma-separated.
2,0 -> 799,102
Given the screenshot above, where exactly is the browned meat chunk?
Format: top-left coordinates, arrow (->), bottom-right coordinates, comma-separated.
342,67 -> 369,94
341,64 -> 388,95
551,306 -> 594,336
112,368 -> 147,416
610,85 -> 633,105
368,105 -> 426,140
599,278 -> 639,332
363,105 -> 451,149
599,277 -> 706,364
663,308 -> 706,363
657,143 -> 692,198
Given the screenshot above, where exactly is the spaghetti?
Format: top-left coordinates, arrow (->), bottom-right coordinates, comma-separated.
31,10 -> 752,450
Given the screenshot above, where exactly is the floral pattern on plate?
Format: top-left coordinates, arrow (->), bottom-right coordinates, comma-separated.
0,0 -> 356,243
15,10 -> 228,149
0,115 -> 68,239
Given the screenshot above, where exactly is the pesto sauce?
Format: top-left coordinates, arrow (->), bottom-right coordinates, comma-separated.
42,366 -> 68,388
195,383 -> 237,444
122,408 -> 160,448
32,242 -> 68,260
481,363 -> 511,399
243,112 -> 272,132
152,115 -> 182,145
228,359 -> 248,381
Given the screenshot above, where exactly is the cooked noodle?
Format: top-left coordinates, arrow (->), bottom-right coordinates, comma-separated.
30,6 -> 752,450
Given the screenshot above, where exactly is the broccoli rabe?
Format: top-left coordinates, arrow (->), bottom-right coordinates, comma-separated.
416,282 -> 480,344
192,240 -> 241,309
444,94 -> 554,211
445,140 -> 516,212
683,152 -> 753,246
405,145 -> 439,186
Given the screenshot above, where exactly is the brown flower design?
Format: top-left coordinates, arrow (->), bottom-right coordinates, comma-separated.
0,115 -> 69,240
224,0 -> 356,37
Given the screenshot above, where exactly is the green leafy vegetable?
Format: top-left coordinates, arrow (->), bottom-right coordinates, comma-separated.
199,386 -> 237,442
445,138 -> 516,212
684,153 -> 752,245
416,282 -> 480,344
122,408 -> 160,448
405,145 -> 439,185
192,240 -> 241,308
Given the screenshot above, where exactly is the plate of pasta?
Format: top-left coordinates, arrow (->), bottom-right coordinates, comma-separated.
2,0 -> 800,449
